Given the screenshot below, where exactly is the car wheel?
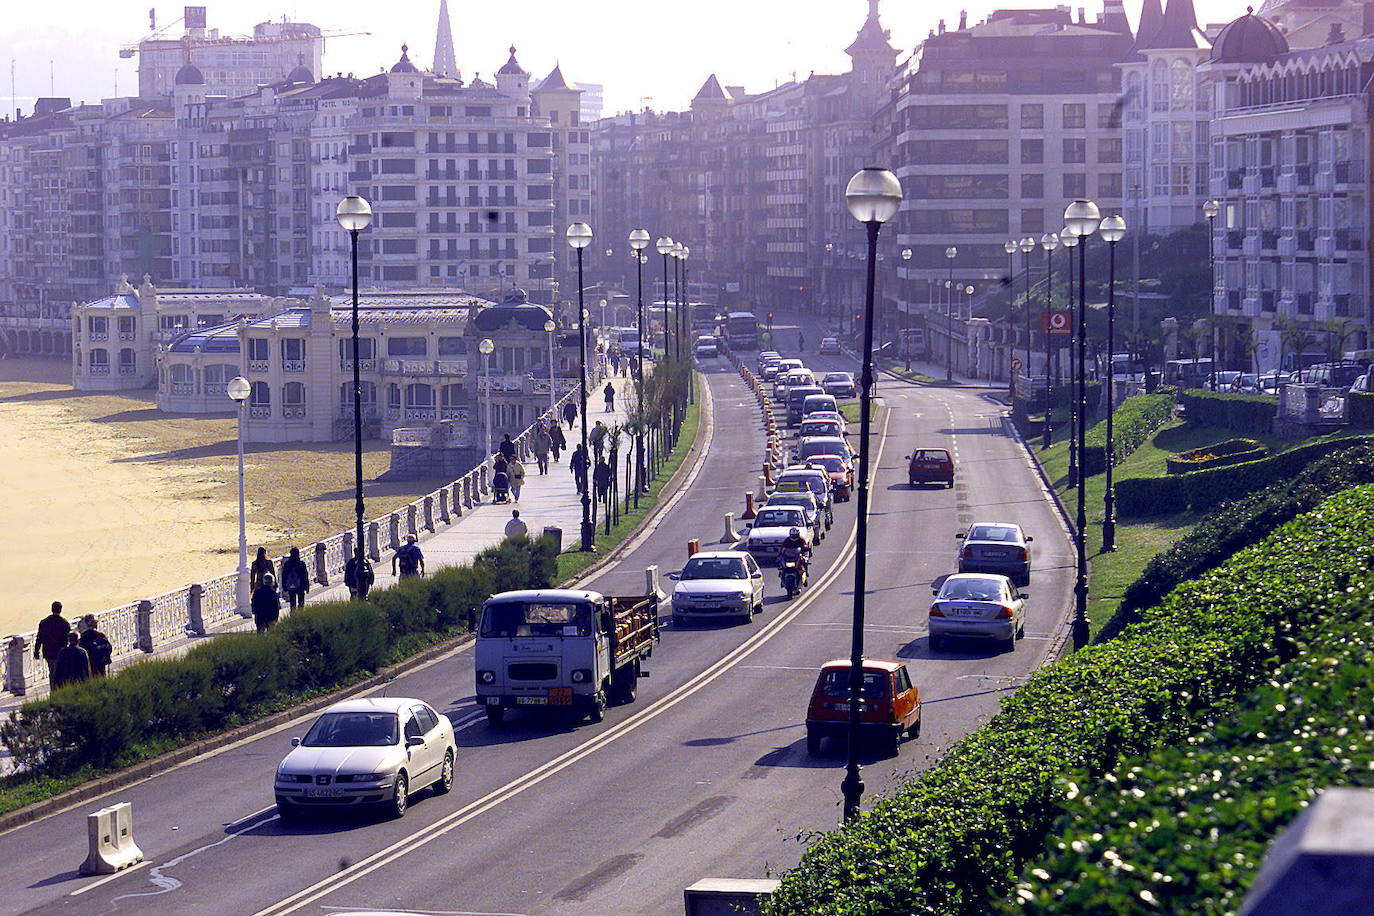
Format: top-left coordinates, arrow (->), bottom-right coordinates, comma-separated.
946,478 -> 955,488
806,730 -> 823,755
886,728 -> 903,757
741,604 -> 754,624
908,715 -> 922,740
1004,632 -> 1018,652
434,750 -> 454,795
909,478 -> 917,488
930,634 -> 943,652
484,705 -> 505,726
388,773 -> 409,819
1017,618 -> 1026,639
275,800 -> 303,824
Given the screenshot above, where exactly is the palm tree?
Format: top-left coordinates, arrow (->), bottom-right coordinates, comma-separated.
1321,317 -> 1359,364
1278,316 -> 1316,373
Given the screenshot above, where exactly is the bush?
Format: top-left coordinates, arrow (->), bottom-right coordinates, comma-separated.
1117,434 -> 1374,517
1163,437 -> 1268,474
1348,391 -> 1374,428
1010,596 -> 1374,914
1080,392 -> 1174,476
765,486 -> 1374,916
0,535 -> 559,776
1179,388 -> 1276,435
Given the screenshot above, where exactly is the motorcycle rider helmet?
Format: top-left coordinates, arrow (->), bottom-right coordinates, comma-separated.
789,527 -> 800,536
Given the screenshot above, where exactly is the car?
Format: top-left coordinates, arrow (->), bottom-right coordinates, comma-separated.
771,359 -> 805,393
1258,372 -> 1286,395
744,506 -> 813,560
805,658 -> 921,755
796,417 -> 846,441
802,409 -> 845,426
802,393 -> 840,420
818,336 -> 843,355
820,371 -> 857,398
765,489 -> 827,541
929,573 -> 1027,651
786,385 -> 826,426
670,550 -> 766,626
776,368 -> 816,404
907,447 -> 954,487
807,454 -> 852,501
694,335 -> 719,358
761,354 -> 791,381
798,435 -> 854,465
775,465 -> 834,513
1214,370 -> 1243,392
956,521 -> 1033,586
274,697 -> 456,821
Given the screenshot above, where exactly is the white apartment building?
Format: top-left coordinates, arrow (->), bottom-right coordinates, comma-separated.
135,10 -> 324,102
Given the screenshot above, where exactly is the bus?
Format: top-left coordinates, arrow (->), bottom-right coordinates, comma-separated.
725,311 -> 760,350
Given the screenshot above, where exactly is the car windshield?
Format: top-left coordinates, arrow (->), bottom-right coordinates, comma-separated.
770,494 -> 815,510
480,601 -> 593,637
812,456 -> 845,473
754,509 -> 803,527
823,373 -> 851,383
914,450 -> 949,461
800,440 -> 845,458
303,712 -> 399,748
817,669 -> 888,699
940,578 -> 1004,601
680,557 -> 747,580
800,422 -> 839,436
967,525 -> 1020,542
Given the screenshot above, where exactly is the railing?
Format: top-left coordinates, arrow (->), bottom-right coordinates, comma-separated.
282,359 -> 305,372
89,364 -> 110,375
119,365 -> 138,376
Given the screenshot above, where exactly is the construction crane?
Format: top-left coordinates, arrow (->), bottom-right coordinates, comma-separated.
119,16 -> 370,61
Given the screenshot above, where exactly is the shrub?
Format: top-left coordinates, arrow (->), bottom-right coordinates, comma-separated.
0,535 -> 559,776
1080,392 -> 1174,476
1163,437 -> 1268,474
765,486 -> 1374,916
1179,388 -> 1276,435
1349,391 -> 1374,428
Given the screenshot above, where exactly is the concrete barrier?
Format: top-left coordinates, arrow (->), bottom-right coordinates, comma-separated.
683,878 -> 778,915
645,564 -> 666,602
723,512 -> 737,543
80,802 -> 143,875
1241,788 -> 1374,916
742,492 -> 757,520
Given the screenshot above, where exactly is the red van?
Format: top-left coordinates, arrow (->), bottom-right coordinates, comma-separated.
805,658 -> 922,755
907,447 -> 955,488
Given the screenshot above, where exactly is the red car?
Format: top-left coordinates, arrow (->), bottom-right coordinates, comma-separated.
809,454 -> 852,501
805,658 -> 922,755
907,447 -> 954,488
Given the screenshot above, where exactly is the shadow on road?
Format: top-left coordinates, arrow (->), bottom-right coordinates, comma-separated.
754,736 -> 899,768
896,635 -> 1009,661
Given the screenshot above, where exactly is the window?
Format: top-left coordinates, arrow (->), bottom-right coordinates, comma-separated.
88,316 -> 108,338
282,338 -> 305,361
905,104 -> 1008,130
1062,103 -> 1086,128
405,383 -> 434,407
118,315 -> 137,335
438,336 -> 466,355
1171,58 -> 1193,110
1063,173 -> 1087,197
249,381 -> 270,407
1022,174 -> 1044,198
1099,172 -> 1123,198
906,174 -> 1009,199
1021,140 -> 1044,164
339,337 -> 377,361
118,348 -> 136,373
414,705 -> 439,733
403,713 -> 424,741
388,383 -> 401,409
283,382 -> 306,415
1063,138 -> 1086,163
388,337 -> 427,357
89,348 -> 109,372
1020,104 -> 1044,129
247,338 -> 269,362
910,139 -> 1007,164
1021,209 -> 1044,233
441,383 -> 466,407
1098,138 -> 1123,163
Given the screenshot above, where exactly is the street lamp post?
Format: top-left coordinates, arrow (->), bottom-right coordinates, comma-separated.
1203,199 -> 1220,390
841,165 -> 903,823
901,248 -> 913,370
479,338 -> 495,457
1061,227 -> 1080,479
568,221 -> 596,551
543,319 -> 558,418
629,229 -> 650,505
1064,199 -> 1102,651
1041,232 -> 1060,448
656,237 -> 674,358
944,246 -> 957,382
1020,237 -> 1036,397
336,195 -> 373,592
228,376 -> 251,612
1004,240 -> 1018,394
1099,214 -> 1127,554
681,244 -> 694,403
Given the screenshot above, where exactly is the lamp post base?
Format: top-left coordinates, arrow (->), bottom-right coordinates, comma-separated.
1101,517 -> 1117,553
840,769 -> 864,822
580,521 -> 596,552
235,566 -> 251,618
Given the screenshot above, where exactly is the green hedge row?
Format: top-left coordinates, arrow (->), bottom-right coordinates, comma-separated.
1011,590 -> 1374,914
1107,442 -> 1374,639
1080,393 -> 1174,476
765,485 -> 1374,916
1349,391 -> 1374,428
1179,389 -> 1277,435
0,536 -> 558,776
1164,437 -> 1268,474
1116,433 -> 1372,517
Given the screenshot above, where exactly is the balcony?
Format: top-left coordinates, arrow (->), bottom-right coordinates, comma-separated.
282,406 -> 306,419
1261,290 -> 1276,312
379,358 -> 469,377
171,382 -> 194,395
88,364 -> 109,375
1296,164 -> 1313,185
1297,230 -> 1314,252
118,330 -> 137,340
282,359 -> 305,372
1335,160 -> 1362,184
1260,166 -> 1275,188
339,358 -> 377,371
248,406 -> 271,419
1226,230 -> 1244,250
88,331 -> 108,341
247,359 -> 270,372
1261,230 -> 1279,250
118,364 -> 137,376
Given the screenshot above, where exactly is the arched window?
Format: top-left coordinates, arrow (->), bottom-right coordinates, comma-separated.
118,348 -> 136,374
283,382 -> 306,418
170,363 -> 194,393
1171,59 -> 1193,110
1151,60 -> 1169,112
249,381 -> 271,408
203,364 -> 234,395
89,348 -> 109,374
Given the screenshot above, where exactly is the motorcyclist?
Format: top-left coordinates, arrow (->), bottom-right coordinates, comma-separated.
778,527 -> 811,587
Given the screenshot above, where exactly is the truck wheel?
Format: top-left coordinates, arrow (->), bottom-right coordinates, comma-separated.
672,614 -> 686,628
484,706 -> 505,726
612,665 -> 638,705
587,692 -> 606,723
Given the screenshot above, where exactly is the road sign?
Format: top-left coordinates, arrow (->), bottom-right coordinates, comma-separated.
1011,357 -> 1023,370
1045,310 -> 1072,335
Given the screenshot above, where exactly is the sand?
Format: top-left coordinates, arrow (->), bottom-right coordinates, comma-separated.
0,359 -> 447,636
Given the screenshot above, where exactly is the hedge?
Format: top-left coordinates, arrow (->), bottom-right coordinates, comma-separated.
1179,389 -> 1276,435
1116,433 -> 1374,517
0,535 -> 558,776
1080,392 -> 1174,476
1349,391 -> 1374,428
1106,442 -> 1374,639
1163,437 -> 1268,474
765,486 -> 1374,915
1010,594 -> 1374,914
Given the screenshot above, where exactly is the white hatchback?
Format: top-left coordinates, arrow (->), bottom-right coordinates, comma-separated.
275,697 -> 456,820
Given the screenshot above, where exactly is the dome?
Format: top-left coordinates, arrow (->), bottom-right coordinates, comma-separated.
498,46 -> 527,77
1210,8 -> 1288,62
174,63 -> 205,86
286,64 -> 314,84
471,288 -> 553,333
389,44 -> 420,74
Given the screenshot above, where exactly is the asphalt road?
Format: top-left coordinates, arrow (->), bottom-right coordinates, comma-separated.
4,343 -> 1074,916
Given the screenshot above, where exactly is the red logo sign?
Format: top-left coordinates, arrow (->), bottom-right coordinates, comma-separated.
1045,310 -> 1072,335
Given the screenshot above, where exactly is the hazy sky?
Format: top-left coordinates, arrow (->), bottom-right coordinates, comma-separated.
3,0 -> 1252,117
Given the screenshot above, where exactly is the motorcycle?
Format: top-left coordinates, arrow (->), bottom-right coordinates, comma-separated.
780,557 -> 807,599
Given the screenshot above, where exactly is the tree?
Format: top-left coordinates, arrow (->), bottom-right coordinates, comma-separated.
1278,316 -> 1317,372
1321,317 -> 1359,364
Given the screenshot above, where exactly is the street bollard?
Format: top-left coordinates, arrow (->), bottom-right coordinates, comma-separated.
763,463 -> 773,484
80,802 -> 143,876
757,475 -> 769,502
186,584 -> 205,636
687,538 -> 700,558
723,512 -> 737,543
742,492 -> 757,520
645,564 -> 665,601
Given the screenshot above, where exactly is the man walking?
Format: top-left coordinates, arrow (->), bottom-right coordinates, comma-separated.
393,534 -> 425,580
590,420 -> 608,459
280,546 -> 310,610
549,422 -> 566,462
34,601 -> 70,681
562,398 -> 578,430
345,549 -> 375,600
531,422 -> 552,474
51,633 -> 91,690
77,615 -> 113,677
570,443 -> 590,495
508,456 -> 526,502
499,433 -> 517,463
251,574 -> 282,633
593,456 -> 613,505
504,508 -> 529,539
604,380 -> 616,412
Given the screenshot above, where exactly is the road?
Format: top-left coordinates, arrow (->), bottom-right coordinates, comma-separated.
3,343 -> 1074,916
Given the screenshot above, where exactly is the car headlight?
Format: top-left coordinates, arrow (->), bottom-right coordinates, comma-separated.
571,668 -> 592,683
477,669 -> 496,684
349,772 -> 389,782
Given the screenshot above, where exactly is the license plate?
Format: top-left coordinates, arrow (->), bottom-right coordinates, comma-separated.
548,687 -> 573,706
305,787 -> 344,798
834,702 -> 850,711
982,550 -> 1007,558
516,696 -> 548,706
953,606 -> 982,617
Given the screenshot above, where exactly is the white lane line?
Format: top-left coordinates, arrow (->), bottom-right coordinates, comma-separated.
736,665 -> 820,671
67,861 -> 150,897
323,908 -> 532,916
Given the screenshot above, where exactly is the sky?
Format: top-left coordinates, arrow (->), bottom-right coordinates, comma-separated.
2,0 -> 1255,118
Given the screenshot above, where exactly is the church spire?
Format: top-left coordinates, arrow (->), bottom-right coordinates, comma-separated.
847,0 -> 897,59
433,0 -> 457,77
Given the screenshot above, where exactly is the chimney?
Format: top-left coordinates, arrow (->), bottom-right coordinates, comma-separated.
959,9 -> 968,29
1364,2 -> 1374,36
938,18 -> 946,33
1078,7 -> 1086,22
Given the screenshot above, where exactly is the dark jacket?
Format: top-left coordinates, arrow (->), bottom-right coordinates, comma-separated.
550,425 -> 566,448
570,447 -> 589,474
593,461 -> 613,492
51,645 -> 91,688
250,556 -> 276,591
344,556 -> 375,592
499,437 -> 516,460
280,555 -> 310,593
35,614 -> 70,660
78,628 -> 113,675
562,401 -> 577,423
251,584 -> 281,625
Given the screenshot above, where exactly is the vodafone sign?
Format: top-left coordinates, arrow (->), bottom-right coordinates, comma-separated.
1044,310 -> 1072,335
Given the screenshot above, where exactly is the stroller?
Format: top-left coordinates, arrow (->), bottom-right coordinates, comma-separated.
492,470 -> 511,503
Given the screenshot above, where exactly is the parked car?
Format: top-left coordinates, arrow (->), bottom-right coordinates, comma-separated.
818,336 -> 843,355
744,506 -> 812,561
1258,372 -> 1286,395
906,447 -> 954,488
274,697 -> 456,820
928,573 -> 1027,651
669,550 -> 766,626
820,371 -> 856,398
805,658 -> 922,755
956,521 -> 1033,586
808,454 -> 853,501
1214,370 -> 1243,392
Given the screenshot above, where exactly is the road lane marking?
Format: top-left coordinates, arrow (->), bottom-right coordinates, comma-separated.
67,861 -> 150,897
252,401 -> 893,916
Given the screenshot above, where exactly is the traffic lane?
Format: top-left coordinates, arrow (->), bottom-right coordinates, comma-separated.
14,366 -> 795,913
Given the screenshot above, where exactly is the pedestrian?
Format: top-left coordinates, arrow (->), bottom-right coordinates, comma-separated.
77,615 -> 113,677
250,546 -> 275,592
345,550 -> 375,600
508,456 -> 526,502
549,423 -> 566,462
531,422 -> 552,474
492,468 -> 510,503
280,546 -> 310,610
393,534 -> 425,580
798,331 -> 806,352
562,399 -> 577,430
593,456 -> 613,503
499,433 -> 516,462
590,420 -> 607,459
504,508 -> 529,539
251,574 -> 282,632
51,633 -> 91,690
604,381 -> 616,412
493,453 -> 508,476
34,601 -> 70,682
610,351 -> 621,376
570,443 -> 590,495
